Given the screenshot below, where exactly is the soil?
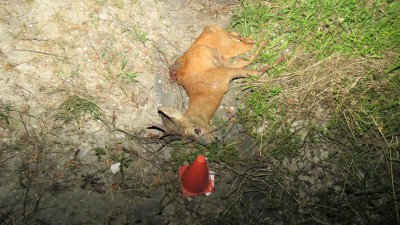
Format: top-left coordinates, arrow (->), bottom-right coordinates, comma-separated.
0,0 -> 246,224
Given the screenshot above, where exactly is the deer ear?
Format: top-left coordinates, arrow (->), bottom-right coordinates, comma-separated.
157,107 -> 183,133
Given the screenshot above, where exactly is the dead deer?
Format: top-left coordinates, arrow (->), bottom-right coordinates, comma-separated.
154,25 -> 278,144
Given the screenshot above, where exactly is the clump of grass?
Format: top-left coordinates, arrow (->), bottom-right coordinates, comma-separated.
96,47 -> 140,83
237,85 -> 282,131
0,100 -> 13,125
111,152 -> 132,184
325,63 -> 400,159
58,95 -> 103,123
118,18 -> 147,43
119,59 -> 139,83
166,141 -> 239,172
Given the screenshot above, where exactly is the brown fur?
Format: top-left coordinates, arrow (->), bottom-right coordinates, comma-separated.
156,25 -> 271,144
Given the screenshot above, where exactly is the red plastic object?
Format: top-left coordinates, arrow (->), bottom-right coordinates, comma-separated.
178,155 -> 214,197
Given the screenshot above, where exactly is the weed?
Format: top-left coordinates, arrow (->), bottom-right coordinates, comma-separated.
164,142 -> 201,169
0,101 -> 13,125
111,153 -> 132,184
94,147 -> 107,160
202,143 -> 239,164
251,85 -> 281,118
237,85 -> 282,133
58,95 -> 103,123
81,173 -> 105,194
121,23 -> 147,43
119,59 -> 139,83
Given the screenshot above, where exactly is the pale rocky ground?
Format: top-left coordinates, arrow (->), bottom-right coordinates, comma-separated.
0,0 -> 242,224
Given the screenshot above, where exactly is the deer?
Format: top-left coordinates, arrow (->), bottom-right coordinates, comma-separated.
152,25 -> 280,145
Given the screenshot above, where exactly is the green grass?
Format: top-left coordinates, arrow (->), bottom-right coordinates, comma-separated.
167,141 -> 239,172
58,95 -> 103,123
230,0 -> 399,157
119,59 -> 139,82
238,85 -> 282,128
111,152 -> 132,183
220,1 -> 400,223
0,101 -> 13,125
231,0 -> 400,59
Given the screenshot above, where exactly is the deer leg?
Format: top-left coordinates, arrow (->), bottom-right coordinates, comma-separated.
225,39 -> 269,68
211,67 -> 263,81
228,32 -> 255,45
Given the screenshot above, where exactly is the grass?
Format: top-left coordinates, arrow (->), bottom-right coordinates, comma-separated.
230,0 -> 399,155
231,0 -> 400,59
167,141 -> 239,171
211,0 -> 400,224
58,95 -> 103,123
119,59 -> 139,82
0,101 -> 13,125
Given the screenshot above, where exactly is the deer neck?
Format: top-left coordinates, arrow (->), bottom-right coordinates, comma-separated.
183,96 -> 220,125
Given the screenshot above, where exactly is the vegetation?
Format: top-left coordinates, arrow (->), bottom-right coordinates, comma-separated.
58,95 -> 103,123
206,0 -> 400,224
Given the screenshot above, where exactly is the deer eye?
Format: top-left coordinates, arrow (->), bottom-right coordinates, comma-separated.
194,128 -> 201,135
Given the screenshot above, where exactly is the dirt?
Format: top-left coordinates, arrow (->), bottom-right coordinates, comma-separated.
0,0 -> 245,224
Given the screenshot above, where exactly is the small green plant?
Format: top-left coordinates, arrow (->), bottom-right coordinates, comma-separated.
58,95 -> 103,123
94,147 -> 107,160
111,153 -> 132,183
81,173 -> 105,193
168,142 -> 203,167
121,23 -> 147,43
0,101 -> 13,125
119,59 -> 139,83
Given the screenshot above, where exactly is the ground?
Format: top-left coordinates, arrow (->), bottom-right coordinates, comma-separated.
1,0 -> 399,225
0,0 -> 244,224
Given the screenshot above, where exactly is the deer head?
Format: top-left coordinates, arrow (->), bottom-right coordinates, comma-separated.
157,107 -> 218,145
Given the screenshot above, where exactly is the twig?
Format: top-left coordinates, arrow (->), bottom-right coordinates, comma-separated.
371,115 -> 400,224
22,177 -> 31,225
14,48 -> 70,59
19,112 -> 29,137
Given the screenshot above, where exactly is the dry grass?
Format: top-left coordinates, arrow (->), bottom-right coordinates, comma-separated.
226,51 -> 400,224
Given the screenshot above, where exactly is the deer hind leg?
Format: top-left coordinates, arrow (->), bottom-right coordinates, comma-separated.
225,38 -> 270,69
219,37 -> 254,59
199,26 -> 260,60
211,67 -> 263,83
228,31 -> 255,45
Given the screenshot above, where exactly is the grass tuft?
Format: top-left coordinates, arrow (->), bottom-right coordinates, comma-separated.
58,95 -> 103,123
